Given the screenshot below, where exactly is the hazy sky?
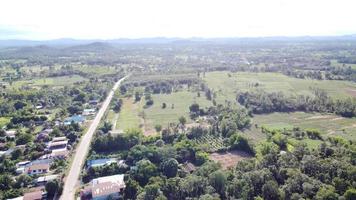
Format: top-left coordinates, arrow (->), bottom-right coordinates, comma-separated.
1,0 -> 355,40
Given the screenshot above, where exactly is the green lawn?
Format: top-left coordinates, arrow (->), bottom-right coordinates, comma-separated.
116,98 -> 141,131
204,71 -> 356,103
143,91 -> 213,130
252,112 -> 356,141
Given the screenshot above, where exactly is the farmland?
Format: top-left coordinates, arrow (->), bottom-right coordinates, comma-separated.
12,75 -> 87,88
204,71 -> 356,103
115,98 -> 142,131
251,112 -> 356,140
142,91 -> 213,132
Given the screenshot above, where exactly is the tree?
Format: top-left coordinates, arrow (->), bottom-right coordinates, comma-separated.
344,188 -> 356,200
155,124 -> 162,132
162,103 -> 167,109
315,187 -> 339,200
135,92 -> 141,102
189,103 -> 200,113
124,178 -> 140,199
134,159 -> 158,186
14,101 -> 26,110
209,170 -> 227,197
14,175 -> 32,188
45,179 -> 60,197
262,180 -> 280,200
229,133 -> 254,155
179,116 -> 187,125
161,158 -> 178,178
100,121 -> 113,133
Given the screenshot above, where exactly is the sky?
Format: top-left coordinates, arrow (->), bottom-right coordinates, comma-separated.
0,0 -> 356,40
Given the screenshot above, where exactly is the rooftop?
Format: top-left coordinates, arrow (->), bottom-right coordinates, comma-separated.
91,174 -> 126,198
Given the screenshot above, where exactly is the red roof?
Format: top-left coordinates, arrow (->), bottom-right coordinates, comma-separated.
23,191 -> 42,200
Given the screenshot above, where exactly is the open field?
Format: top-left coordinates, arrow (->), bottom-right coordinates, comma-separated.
12,75 -> 87,88
143,91 -> 213,131
209,150 -> 251,170
75,65 -> 119,75
204,71 -> 356,103
252,112 -> 356,140
115,98 -> 142,131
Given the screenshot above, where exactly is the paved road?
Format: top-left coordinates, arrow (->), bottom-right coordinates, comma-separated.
60,76 -> 128,200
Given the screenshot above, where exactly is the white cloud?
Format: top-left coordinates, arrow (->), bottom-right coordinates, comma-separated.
0,0 -> 355,39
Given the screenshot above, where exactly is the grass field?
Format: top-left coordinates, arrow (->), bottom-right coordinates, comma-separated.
115,98 -> 142,131
75,65 -> 119,75
13,75 -> 87,88
143,91 -> 213,131
204,71 -> 356,103
251,112 -> 356,141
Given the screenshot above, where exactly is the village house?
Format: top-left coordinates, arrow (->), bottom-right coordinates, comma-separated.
64,115 -> 86,125
25,159 -> 51,175
88,99 -> 100,106
47,136 -> 68,150
82,108 -> 96,116
8,190 -> 46,200
81,174 -> 126,200
5,130 -> 16,139
35,174 -> 59,186
87,158 -> 125,169
15,160 -> 31,174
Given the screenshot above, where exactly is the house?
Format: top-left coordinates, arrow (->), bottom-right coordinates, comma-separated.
25,159 -> 51,175
8,190 -> 47,200
35,174 -> 59,186
40,148 -> 69,160
81,174 -> 126,200
89,99 -> 100,106
16,160 -> 31,174
87,158 -> 124,168
82,108 -> 96,116
64,115 -> 85,125
47,137 -> 68,150
35,104 -> 43,109
23,190 -> 43,200
5,130 -> 16,139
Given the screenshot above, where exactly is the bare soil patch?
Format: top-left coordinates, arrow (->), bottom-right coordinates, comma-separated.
209,150 -> 251,170
346,88 -> 356,97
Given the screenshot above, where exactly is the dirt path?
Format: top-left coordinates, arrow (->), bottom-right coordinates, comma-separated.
60,75 -> 128,200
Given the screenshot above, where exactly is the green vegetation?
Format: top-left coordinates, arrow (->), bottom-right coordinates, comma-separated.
204,71 -> 356,102
252,112 -> 356,140
143,91 -> 213,129
115,98 -> 141,131
12,75 -> 87,88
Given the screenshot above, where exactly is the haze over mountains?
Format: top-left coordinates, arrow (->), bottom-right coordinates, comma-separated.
1,35 -> 356,48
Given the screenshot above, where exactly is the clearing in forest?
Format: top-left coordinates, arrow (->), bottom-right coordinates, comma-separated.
210,150 -> 251,170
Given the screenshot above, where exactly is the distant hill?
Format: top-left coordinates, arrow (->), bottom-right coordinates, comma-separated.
1,35 -> 356,48
64,42 -> 117,53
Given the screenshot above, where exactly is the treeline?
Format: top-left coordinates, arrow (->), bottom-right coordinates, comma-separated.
237,89 -> 356,117
283,66 -> 356,82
